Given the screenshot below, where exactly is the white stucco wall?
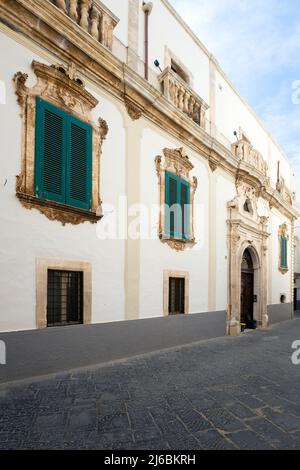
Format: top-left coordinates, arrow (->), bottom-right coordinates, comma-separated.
215,70 -> 292,190
100,0 -> 129,46
0,31 -> 126,332
215,173 -> 236,311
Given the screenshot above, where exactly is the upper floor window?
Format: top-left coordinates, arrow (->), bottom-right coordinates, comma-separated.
171,59 -> 190,85
279,223 -> 289,273
165,171 -> 190,240
155,148 -> 197,251
14,61 -> 108,225
280,235 -> 288,270
35,98 -> 92,211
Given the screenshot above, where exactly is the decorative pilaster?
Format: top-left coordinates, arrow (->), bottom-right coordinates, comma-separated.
127,0 -> 140,72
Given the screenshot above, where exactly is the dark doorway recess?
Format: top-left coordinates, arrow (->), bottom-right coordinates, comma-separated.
241,249 -> 256,329
169,277 -> 185,315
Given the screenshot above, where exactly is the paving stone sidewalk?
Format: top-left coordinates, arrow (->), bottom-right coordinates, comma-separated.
1,318 -> 300,450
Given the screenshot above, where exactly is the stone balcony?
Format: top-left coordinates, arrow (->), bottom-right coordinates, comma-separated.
158,67 -> 209,129
276,177 -> 295,206
232,136 -> 269,177
50,0 -> 119,51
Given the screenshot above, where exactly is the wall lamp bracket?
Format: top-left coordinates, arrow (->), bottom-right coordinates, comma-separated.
154,60 -> 162,73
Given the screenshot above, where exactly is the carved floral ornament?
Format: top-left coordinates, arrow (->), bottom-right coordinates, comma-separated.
155,147 -> 198,252
13,60 -> 109,225
278,223 -> 289,238
124,98 -> 142,121
227,179 -> 269,229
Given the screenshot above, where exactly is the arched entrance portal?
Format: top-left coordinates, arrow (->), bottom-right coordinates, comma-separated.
241,249 -> 255,329
227,180 -> 270,336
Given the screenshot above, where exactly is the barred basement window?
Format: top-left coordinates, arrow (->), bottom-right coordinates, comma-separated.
169,277 -> 185,315
47,270 -> 83,327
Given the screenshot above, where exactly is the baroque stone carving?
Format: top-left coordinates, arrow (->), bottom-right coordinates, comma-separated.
208,160 -> 218,173
163,147 -> 194,179
99,118 -> 109,142
155,147 -> 197,252
232,133 -> 268,177
13,60 -> 106,225
228,179 -> 262,224
158,66 -> 209,129
50,0 -> 119,51
17,193 -> 100,226
125,98 -> 142,121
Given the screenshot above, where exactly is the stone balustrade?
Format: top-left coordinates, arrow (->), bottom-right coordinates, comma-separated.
158,67 -> 209,129
51,0 -> 119,51
232,137 -> 268,177
276,177 -> 294,205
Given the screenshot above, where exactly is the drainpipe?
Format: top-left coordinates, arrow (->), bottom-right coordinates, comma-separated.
142,2 -> 153,81
228,208 -> 233,333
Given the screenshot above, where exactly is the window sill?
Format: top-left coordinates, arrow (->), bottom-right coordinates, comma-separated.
17,192 -> 102,225
279,266 -> 289,275
160,234 -> 196,252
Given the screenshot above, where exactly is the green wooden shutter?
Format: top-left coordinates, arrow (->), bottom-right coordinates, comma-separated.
35,98 -> 66,203
165,172 -> 179,237
165,172 -> 190,239
281,236 -> 288,269
180,180 -> 190,240
66,115 -> 93,210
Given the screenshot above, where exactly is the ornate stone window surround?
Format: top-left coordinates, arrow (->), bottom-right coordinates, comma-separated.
278,223 -> 289,274
36,258 -> 92,329
155,147 -> 198,252
14,60 -> 109,225
163,270 -> 189,316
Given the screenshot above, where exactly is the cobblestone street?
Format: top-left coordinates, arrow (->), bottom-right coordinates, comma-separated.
1,318 -> 300,450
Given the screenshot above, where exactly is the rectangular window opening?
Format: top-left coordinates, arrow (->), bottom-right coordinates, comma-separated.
165,171 -> 190,240
47,269 -> 83,327
35,98 -> 92,211
168,277 -> 185,315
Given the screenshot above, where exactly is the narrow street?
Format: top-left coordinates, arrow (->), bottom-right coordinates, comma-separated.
1,318 -> 300,450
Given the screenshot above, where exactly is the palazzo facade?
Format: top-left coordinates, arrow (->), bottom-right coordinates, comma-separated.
0,0 -> 298,363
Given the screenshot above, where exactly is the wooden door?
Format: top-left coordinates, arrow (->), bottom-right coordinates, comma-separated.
241,272 -> 254,325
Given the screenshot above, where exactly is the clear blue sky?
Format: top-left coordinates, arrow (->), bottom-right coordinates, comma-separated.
170,0 -> 300,196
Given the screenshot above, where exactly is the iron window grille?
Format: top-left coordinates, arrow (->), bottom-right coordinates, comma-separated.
47,269 -> 83,327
